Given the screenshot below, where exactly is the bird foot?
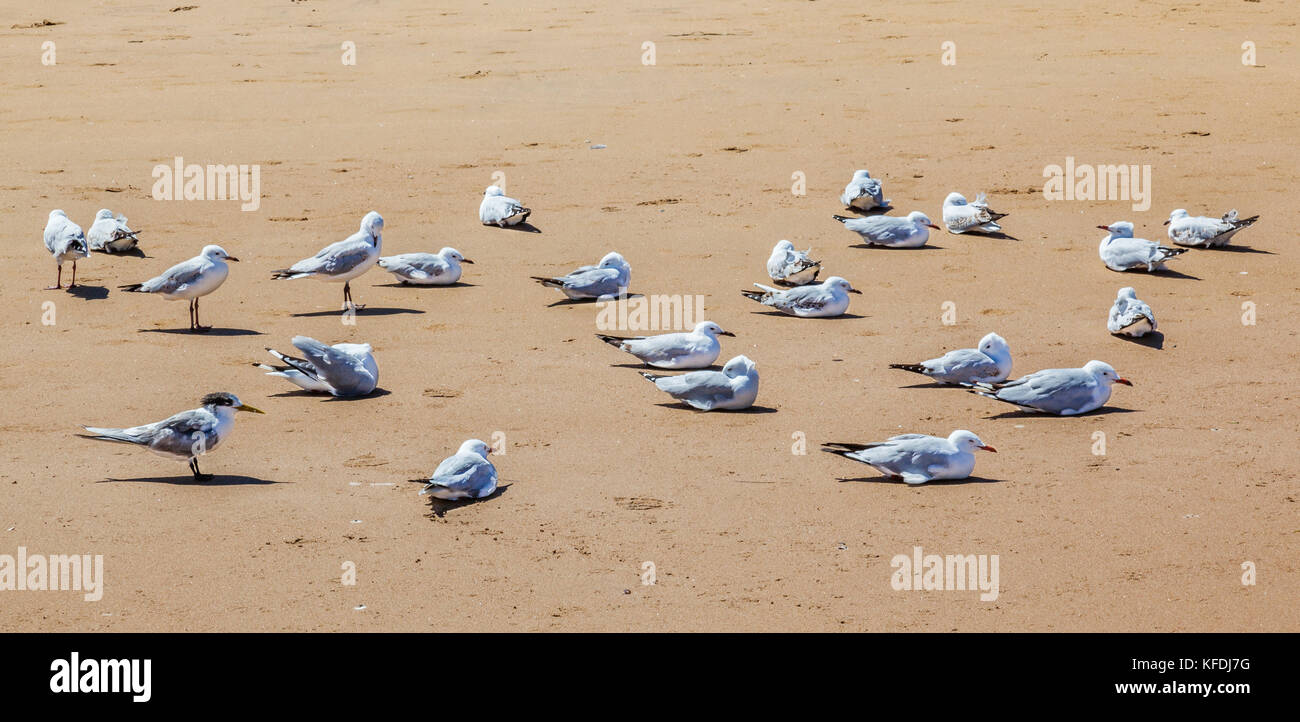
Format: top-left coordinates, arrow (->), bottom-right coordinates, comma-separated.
191,324 -> 212,333
193,473 -> 215,482
45,284 -> 63,290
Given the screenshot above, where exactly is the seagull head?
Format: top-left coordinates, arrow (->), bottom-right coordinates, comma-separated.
598,251 -> 627,269
200,391 -> 264,414
1097,221 -> 1134,238
484,185 -> 504,197
458,439 -> 492,458
439,247 -> 472,264
333,342 -> 373,358
95,209 -> 114,221
1117,286 -> 1138,301
852,169 -> 872,180
722,355 -> 757,378
908,211 -> 941,230
824,276 -> 862,295
694,321 -> 735,338
360,211 -> 384,237
1084,360 -> 1132,386
949,430 -> 996,453
979,332 -> 1009,357
1164,209 -> 1189,226
943,192 -> 968,207
773,239 -> 794,251
49,209 -> 67,219
202,245 -> 239,262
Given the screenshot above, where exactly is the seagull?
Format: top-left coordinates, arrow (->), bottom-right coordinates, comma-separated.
419,439 -> 498,500
77,391 -> 264,481
766,240 -> 821,286
823,430 -> 995,485
639,354 -> 759,411
377,247 -> 472,285
839,169 -> 890,211
1108,287 -> 1156,337
966,360 -> 1131,416
271,211 -> 383,310
942,192 -> 1008,235
86,209 -> 141,253
43,210 -> 88,290
479,185 -> 531,227
596,321 -> 734,369
890,332 -> 1012,384
833,211 -> 939,248
531,251 -> 630,300
255,336 -> 378,397
1164,209 -> 1259,248
1098,221 -> 1187,272
119,245 -> 238,331
741,276 -> 860,317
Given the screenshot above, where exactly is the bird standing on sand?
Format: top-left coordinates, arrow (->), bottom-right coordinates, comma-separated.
43,210 -> 89,290
119,244 -> 238,332
272,211 -> 383,310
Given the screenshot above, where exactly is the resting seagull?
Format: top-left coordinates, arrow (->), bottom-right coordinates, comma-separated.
766,240 -> 821,286
43,210 -> 89,290
87,209 -> 142,253
741,276 -> 860,318
890,332 -> 1012,384
1098,221 -> 1187,272
479,185 -> 531,227
839,169 -> 890,211
531,251 -> 630,300
1108,287 -> 1156,337
1164,209 -> 1259,248
639,355 -> 759,411
966,360 -> 1131,416
78,391 -> 264,481
596,320 -> 734,369
256,336 -> 378,397
420,439 -> 498,500
377,247 -> 472,285
942,192 -> 1007,235
823,430 -> 995,485
833,211 -> 940,248
119,244 -> 238,331
272,211 -> 383,310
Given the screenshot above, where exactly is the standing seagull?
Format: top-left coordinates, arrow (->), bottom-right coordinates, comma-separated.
890,332 -> 1012,384
119,245 -> 238,332
78,392 -> 264,481
419,439 -> 498,500
823,430 -> 996,485
272,211 -> 383,310
942,192 -> 1008,235
639,355 -> 759,411
1164,209 -> 1259,248
43,210 -> 89,290
256,336 -> 378,397
833,211 -> 940,248
766,240 -> 821,286
840,169 -> 890,212
1108,287 -> 1157,337
741,276 -> 860,317
1098,221 -> 1187,272
479,185 -> 531,227
376,247 -> 472,285
596,320 -> 734,369
966,360 -> 1131,416
531,251 -> 630,300
87,209 -> 142,253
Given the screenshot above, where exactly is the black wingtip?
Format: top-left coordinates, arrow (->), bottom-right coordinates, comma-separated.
832,215 -> 851,224
888,364 -> 929,376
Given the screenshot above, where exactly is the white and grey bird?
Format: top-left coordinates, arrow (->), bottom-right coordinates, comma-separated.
833,211 -> 940,248
639,354 -> 759,411
1098,221 -> 1187,272
479,185 -> 531,227
890,332 -> 1012,384
1108,287 -> 1156,337
43,209 -> 89,290
839,169 -> 890,211
78,391 -> 264,481
741,276 -> 860,318
766,240 -> 821,286
823,430 -> 996,485
272,211 -> 383,310
1164,208 -> 1259,248
87,208 -> 141,253
377,247 -> 472,285
419,439 -> 498,500
596,320 -> 734,369
942,192 -> 1008,235
532,251 -> 630,300
119,244 -> 238,332
256,336 -> 378,397
967,360 -> 1131,416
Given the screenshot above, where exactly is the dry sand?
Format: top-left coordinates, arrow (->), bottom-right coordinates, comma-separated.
1,1 -> 1296,632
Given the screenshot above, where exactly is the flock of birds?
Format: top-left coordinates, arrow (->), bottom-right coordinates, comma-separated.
49,171 -> 1261,491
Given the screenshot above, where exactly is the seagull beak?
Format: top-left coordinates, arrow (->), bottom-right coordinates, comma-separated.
226,256 -> 240,262
926,223 -> 941,230
461,258 -> 475,264
979,445 -> 997,453
1095,225 -> 1112,231
1162,220 -> 1170,226
719,331 -> 736,337
1115,378 -> 1133,386
848,288 -> 863,294
237,403 -> 265,414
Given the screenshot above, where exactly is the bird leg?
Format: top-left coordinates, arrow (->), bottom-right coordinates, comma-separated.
192,297 -> 211,332
46,265 -> 62,290
68,260 -> 79,290
343,281 -> 364,311
189,457 -> 214,482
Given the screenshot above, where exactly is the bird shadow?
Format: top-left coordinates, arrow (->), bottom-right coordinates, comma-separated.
897,381 -> 956,389
418,482 -> 512,518
546,293 -> 643,308
843,205 -> 893,216
290,307 -> 424,318
750,311 -> 867,320
139,327 -> 263,336
497,222 -> 541,234
834,474 -> 1005,486
267,388 -> 391,400
611,362 -> 722,370
1111,267 -> 1200,280
654,402 -> 778,414
959,230 -> 1019,241
93,247 -> 148,258
95,474 -> 283,486
65,284 -> 110,300
372,282 -> 477,288
983,406 -> 1140,420
849,243 -> 946,250
1200,244 -> 1273,255
1116,331 -> 1164,349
